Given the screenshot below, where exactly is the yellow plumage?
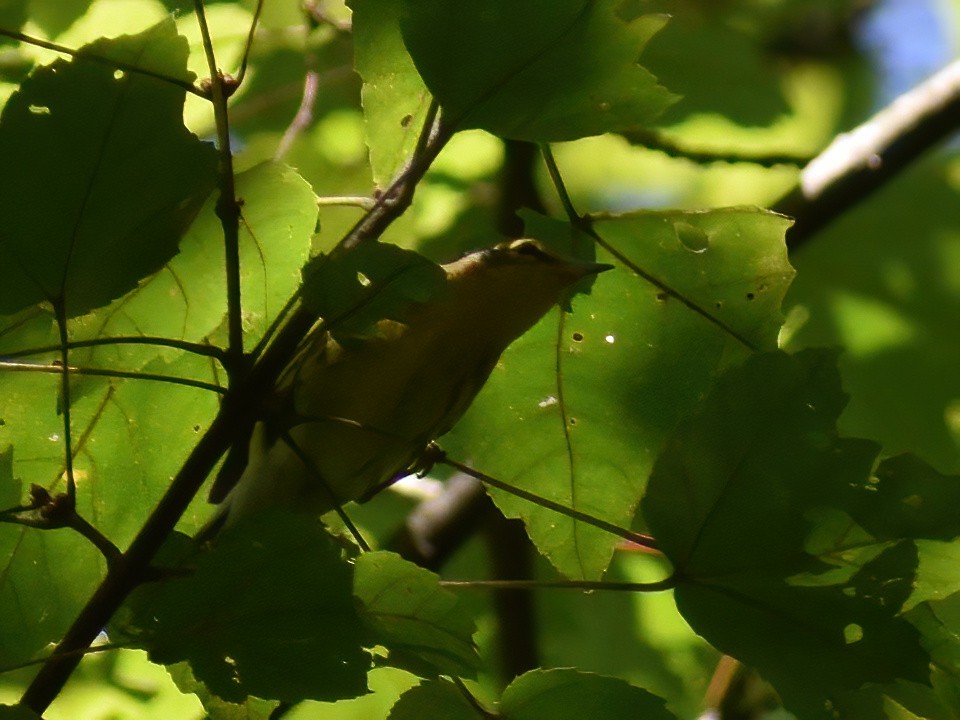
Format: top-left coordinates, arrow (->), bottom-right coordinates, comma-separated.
210,239 -> 610,527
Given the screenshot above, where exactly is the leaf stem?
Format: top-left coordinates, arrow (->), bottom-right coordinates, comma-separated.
540,144 -> 580,222
0,27 -> 207,97
441,576 -> 676,592
438,454 -> 659,552
53,302 -> 77,505
0,641 -> 130,676
278,430 -> 371,552
0,361 -> 227,395
315,195 -> 377,210
0,336 -> 227,362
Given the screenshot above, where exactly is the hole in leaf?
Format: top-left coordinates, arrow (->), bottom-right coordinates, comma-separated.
114,69 -> 125,80
746,292 -> 756,300
674,221 -> 709,253
357,271 -> 372,287
572,332 -> 584,342
843,623 -> 863,644
400,114 -> 413,128
28,105 -> 50,115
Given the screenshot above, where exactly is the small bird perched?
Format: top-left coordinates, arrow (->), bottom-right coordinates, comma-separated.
206,238 -> 611,531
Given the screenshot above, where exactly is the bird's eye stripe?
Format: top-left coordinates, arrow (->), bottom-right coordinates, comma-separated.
511,241 -> 555,261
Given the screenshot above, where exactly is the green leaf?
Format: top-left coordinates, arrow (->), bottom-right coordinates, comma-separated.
0,705 -> 42,720
399,0 -> 677,141
501,668 -> 675,720
354,551 -> 481,679
167,662 -> 278,720
643,350 -> 930,718
837,453 -> 960,542
301,242 -> 446,342
60,160 -> 317,378
592,208 -> 795,350
348,0 -> 432,189
636,1 -> 789,127
0,410 -> 105,668
122,512 -> 371,703
0,349 -> 218,666
445,208 -> 793,580
388,679 -> 478,720
0,18 -> 217,317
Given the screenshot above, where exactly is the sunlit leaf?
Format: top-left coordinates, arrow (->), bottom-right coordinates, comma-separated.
501,668 -> 675,720
64,160 -> 316,372
399,0 -> 677,141
348,0 -> 432,189
388,679 -> 477,720
445,208 -> 793,579
354,551 -> 480,679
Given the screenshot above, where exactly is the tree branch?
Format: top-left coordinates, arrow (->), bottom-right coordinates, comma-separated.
777,58 -> 960,250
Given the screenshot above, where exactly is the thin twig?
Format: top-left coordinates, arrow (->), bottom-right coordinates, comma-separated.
541,144 -> 757,351
233,0 -> 265,87
275,68 -> 321,160
304,0 -> 352,33
0,27 -> 207,98
3,482 -> 123,566
0,361 -> 227,395
194,0 -> 245,369
439,455 -> 659,552
274,0 -> 324,160
251,99 -> 447,361
338,100 -> 445,254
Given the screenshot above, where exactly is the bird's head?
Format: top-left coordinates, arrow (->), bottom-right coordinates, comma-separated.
441,238 -> 613,346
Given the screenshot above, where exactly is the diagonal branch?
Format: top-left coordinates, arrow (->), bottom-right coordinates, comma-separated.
777,58 -> 960,250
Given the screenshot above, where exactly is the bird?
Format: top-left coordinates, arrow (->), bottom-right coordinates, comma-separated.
203,238 -> 612,534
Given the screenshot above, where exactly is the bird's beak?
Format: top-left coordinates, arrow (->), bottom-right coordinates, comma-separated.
574,260 -> 615,277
